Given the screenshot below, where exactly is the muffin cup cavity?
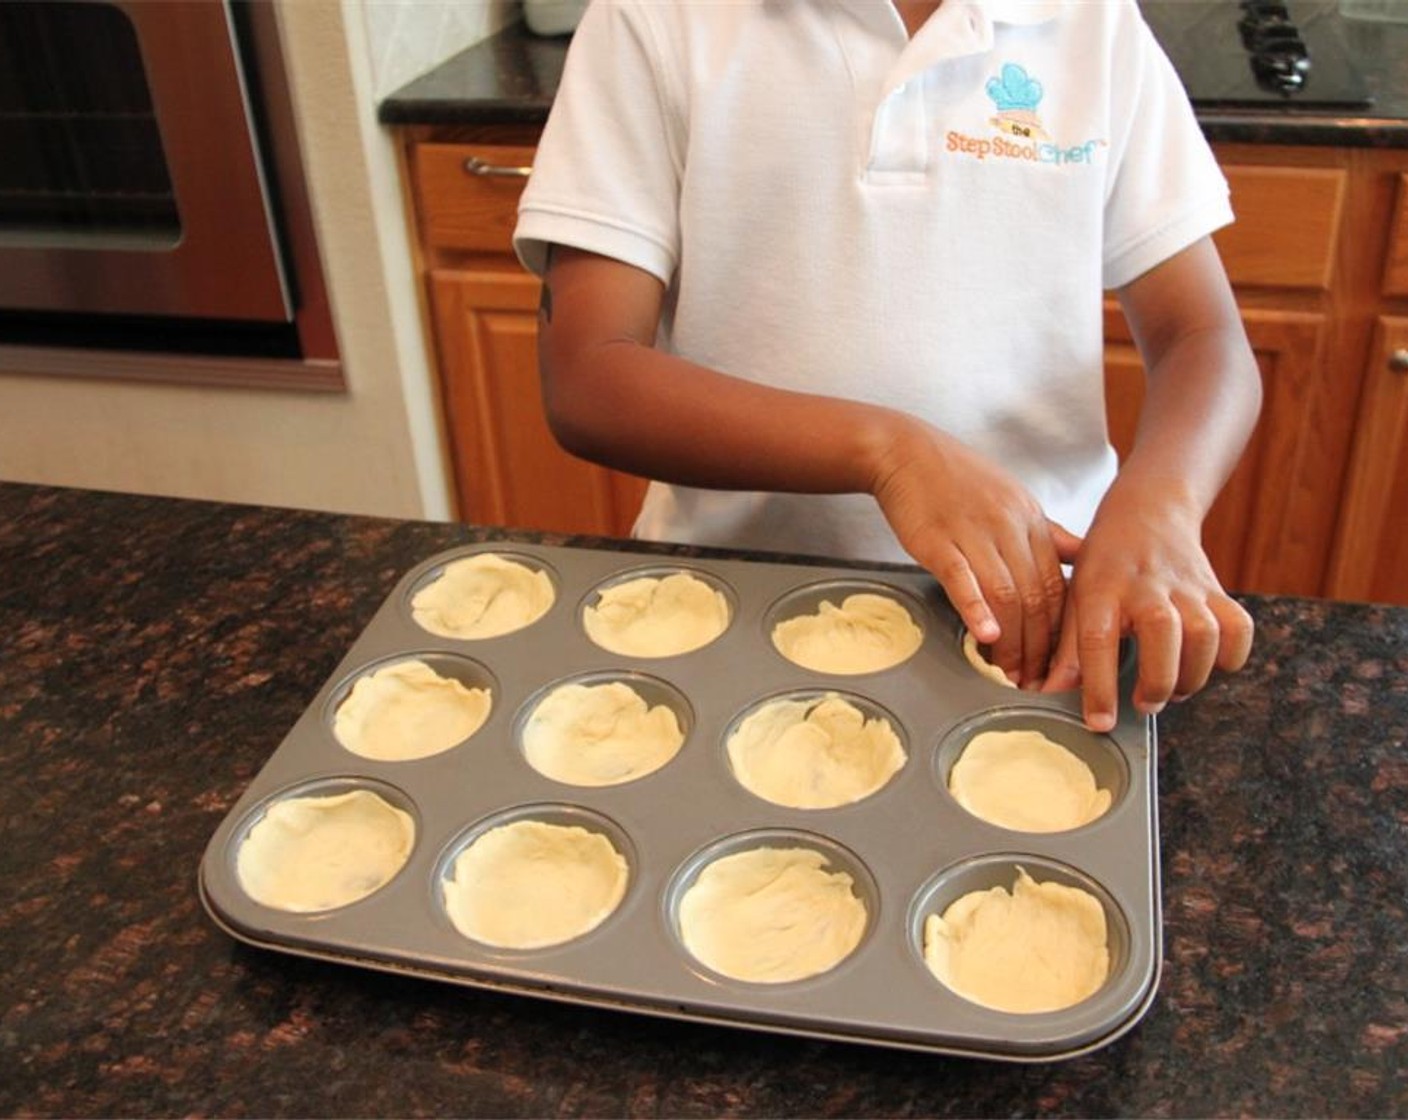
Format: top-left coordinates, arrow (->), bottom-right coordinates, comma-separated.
515,670 -> 694,787
665,829 -> 878,986
765,580 -> 926,676
435,803 -> 635,952
936,707 -> 1128,832
405,548 -> 560,640
325,652 -> 498,761
231,777 -> 419,914
907,854 -> 1132,1015
722,688 -> 908,810
578,565 -> 736,658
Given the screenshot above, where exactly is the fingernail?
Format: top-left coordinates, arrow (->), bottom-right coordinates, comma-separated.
1087,711 -> 1115,732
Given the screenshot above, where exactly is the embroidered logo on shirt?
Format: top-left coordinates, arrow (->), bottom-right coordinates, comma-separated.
946,62 -> 1106,168
986,63 -> 1048,140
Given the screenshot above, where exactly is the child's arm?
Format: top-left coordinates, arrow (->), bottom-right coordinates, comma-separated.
539,245 -> 1079,687
1043,236 -> 1262,731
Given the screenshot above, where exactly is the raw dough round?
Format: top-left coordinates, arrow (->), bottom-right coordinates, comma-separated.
771,593 -> 921,674
962,631 -> 1017,688
583,572 -> 729,657
727,693 -> 905,809
443,820 -> 629,949
411,553 -> 554,639
522,680 -> 684,786
334,659 -> 491,761
677,847 -> 867,983
949,729 -> 1111,832
923,867 -> 1109,1013
236,789 -> 414,912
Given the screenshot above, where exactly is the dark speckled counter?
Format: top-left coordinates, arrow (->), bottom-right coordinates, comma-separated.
1,482 -> 1405,1117
378,9 -> 1408,148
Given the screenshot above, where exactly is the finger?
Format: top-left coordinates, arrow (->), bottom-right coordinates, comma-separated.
1009,529 -> 1064,687
990,536 -> 1047,688
1210,594 -> 1255,672
1016,567 -> 1052,689
1172,592 -> 1220,699
1046,519 -> 1084,565
1042,602 -> 1082,694
930,543 -> 1000,646
1130,597 -> 1181,716
1032,523 -> 1070,643
1076,594 -> 1122,732
973,546 -> 1025,686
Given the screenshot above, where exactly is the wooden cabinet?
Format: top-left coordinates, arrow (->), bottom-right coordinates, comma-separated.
1327,317 -> 1408,603
429,267 -> 646,535
1317,179 -> 1408,605
1324,169 -> 1408,604
1106,306 -> 1330,595
402,128 -> 647,537
1383,175 -> 1408,298
402,126 -> 1408,603
1107,144 -> 1408,604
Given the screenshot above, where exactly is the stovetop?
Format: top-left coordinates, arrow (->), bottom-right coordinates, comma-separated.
1140,0 -> 1374,109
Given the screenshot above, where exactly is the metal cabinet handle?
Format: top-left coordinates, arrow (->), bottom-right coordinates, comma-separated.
463,156 -> 532,179
1391,348 -> 1408,374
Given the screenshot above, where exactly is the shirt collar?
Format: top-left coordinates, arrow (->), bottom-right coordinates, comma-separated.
830,1 -> 1065,34
975,0 -> 1065,26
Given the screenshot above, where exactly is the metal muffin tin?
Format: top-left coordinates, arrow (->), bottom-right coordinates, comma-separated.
199,542 -> 1160,1061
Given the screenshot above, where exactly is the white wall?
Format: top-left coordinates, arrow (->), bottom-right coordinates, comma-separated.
0,0 -> 513,520
361,0 -> 517,99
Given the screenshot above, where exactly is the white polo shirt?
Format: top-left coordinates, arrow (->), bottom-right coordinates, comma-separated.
514,0 -> 1232,563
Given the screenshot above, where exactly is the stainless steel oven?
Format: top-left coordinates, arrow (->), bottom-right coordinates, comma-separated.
0,0 -> 337,381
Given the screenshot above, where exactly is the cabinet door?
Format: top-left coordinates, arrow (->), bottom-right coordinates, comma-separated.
430,268 -> 648,537
1104,307 -> 1334,596
1326,317 -> 1408,605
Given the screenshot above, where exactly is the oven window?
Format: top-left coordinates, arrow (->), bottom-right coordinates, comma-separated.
0,2 -> 181,248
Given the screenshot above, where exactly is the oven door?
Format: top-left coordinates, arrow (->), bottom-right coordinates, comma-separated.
0,0 -> 290,322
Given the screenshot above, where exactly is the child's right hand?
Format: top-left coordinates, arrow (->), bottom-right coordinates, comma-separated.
868,415 -> 1082,689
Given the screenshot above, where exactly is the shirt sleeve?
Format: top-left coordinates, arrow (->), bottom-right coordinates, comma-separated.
1100,7 -> 1233,290
513,1 -> 683,284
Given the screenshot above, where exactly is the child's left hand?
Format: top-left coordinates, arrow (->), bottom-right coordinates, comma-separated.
1043,236 -> 1262,731
1041,474 -> 1254,732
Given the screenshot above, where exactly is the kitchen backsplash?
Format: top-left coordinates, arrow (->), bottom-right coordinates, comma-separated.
360,0 -> 518,99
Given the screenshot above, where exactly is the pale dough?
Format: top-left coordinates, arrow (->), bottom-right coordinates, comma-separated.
582,572 -> 729,657
923,867 -> 1109,1013
727,693 -> 905,809
236,789 -> 414,912
677,847 -> 867,983
334,659 -> 491,761
962,631 -> 1017,688
522,680 -> 684,786
949,728 -> 1112,832
443,820 -> 629,949
411,553 -> 555,639
771,593 -> 921,674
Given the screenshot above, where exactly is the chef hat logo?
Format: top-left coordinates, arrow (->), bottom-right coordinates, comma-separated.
986,63 -> 1043,111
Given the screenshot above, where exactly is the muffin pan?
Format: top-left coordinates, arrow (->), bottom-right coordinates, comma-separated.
199,542 -> 1160,1061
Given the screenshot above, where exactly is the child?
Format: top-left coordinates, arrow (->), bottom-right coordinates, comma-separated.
513,0 -> 1262,732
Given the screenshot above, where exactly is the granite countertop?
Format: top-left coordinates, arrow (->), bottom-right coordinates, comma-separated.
378,6 -> 1408,148
2,481 -> 1406,1117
